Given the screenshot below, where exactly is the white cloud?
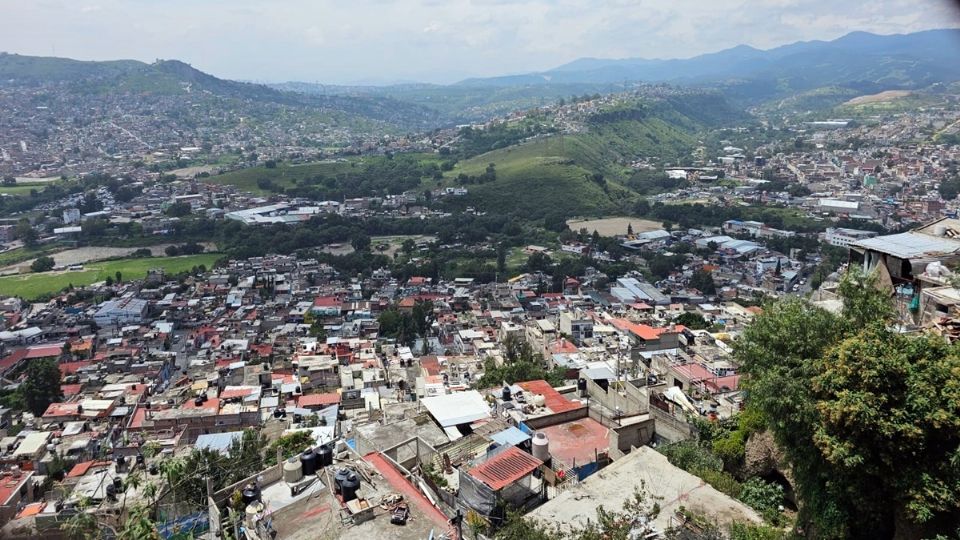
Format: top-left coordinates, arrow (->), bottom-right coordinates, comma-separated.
0,0 -> 957,83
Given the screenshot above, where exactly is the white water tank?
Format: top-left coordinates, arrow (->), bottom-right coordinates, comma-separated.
935,224 -> 948,237
283,457 -> 303,483
531,394 -> 546,408
532,432 -> 550,462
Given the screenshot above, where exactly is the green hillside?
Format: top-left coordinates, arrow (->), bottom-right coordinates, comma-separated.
450,137 -> 634,220
445,93 -> 740,219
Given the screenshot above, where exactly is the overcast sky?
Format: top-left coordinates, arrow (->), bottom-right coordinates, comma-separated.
1,0 -> 958,85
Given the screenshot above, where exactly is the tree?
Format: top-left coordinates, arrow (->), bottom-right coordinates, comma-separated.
20,358 -> 63,416
689,269 -> 717,295
672,312 -> 710,330
811,327 -> 960,535
627,223 -> 634,236
735,268 -> 960,537
31,255 -> 55,273
164,201 -> 191,217
525,252 -> 553,273
15,219 -> 38,248
351,234 -> 371,252
115,271 -> 122,283
401,239 -> 416,254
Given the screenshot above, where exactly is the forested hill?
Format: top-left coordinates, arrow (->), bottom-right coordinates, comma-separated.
441,91 -> 743,222
0,53 -> 442,131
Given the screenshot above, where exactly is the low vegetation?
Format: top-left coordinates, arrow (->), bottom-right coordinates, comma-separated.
0,253 -> 220,300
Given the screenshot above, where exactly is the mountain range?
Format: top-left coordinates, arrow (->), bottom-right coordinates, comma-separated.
456,29 -> 960,100
2,29 -> 960,126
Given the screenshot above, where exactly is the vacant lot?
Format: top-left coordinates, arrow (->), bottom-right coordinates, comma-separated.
0,253 -> 221,300
566,217 -> 662,237
844,90 -> 911,106
1,242 -> 218,274
319,235 -> 436,258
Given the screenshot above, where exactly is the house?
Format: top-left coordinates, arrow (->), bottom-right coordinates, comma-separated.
850,218 -> 960,292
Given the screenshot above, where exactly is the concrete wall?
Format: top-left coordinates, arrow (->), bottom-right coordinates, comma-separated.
582,376 -> 649,416
608,415 -> 654,459
523,406 -> 588,430
649,406 -> 696,443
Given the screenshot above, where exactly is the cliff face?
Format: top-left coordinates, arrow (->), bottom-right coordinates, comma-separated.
744,429 -> 796,506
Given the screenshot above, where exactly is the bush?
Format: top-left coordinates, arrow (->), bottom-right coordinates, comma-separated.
31,256 -> 55,273
657,441 -> 723,473
698,468 -> 742,499
739,477 -> 784,522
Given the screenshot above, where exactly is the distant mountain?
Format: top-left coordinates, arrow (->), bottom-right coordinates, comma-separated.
0,53 -> 442,130
457,29 -> 960,101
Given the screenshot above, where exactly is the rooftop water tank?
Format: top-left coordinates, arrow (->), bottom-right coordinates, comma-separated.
333,468 -> 350,494
282,457 -> 303,484
241,485 -> 260,505
340,472 -> 360,502
300,449 -> 318,476
501,386 -> 512,401
316,445 -> 333,468
532,432 -> 550,462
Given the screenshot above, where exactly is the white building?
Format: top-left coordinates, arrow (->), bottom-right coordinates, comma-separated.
824,227 -> 879,248
93,297 -> 148,326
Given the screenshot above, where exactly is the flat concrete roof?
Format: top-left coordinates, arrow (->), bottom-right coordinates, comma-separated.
528,446 -> 761,534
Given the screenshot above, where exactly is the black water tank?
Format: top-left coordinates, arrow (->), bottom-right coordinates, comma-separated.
136,454 -> 145,466
241,486 -> 259,505
577,378 -> 587,391
340,472 -> 360,502
333,468 -> 350,494
316,445 -> 333,468
300,449 -> 318,476
194,397 -> 203,407
112,476 -> 123,491
501,386 -> 512,401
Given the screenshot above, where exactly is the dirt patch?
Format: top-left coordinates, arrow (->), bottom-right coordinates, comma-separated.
567,217 -> 662,237
169,165 -> 216,179
1,242 -> 218,273
845,90 -> 911,106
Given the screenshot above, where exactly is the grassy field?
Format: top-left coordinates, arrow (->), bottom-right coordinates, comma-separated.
206,160 -> 357,194
0,181 -> 47,195
0,253 -> 221,300
205,153 -> 442,195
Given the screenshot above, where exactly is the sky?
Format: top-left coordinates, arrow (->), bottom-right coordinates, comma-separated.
1,0 -> 958,85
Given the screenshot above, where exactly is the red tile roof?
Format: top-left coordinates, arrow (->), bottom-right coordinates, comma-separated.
0,349 -> 27,373
59,361 -> 91,376
25,344 -> 63,359
517,380 -> 582,413
469,446 -> 542,491
61,384 -> 84,396
297,393 -> 340,408
312,296 -> 341,308
0,472 -> 31,505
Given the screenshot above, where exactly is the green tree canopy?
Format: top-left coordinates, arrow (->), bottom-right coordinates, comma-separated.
31,255 -> 55,273
735,269 -> 960,537
21,358 -> 64,416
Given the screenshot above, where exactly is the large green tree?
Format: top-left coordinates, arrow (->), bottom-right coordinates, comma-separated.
736,269 -> 960,538
21,358 -> 64,416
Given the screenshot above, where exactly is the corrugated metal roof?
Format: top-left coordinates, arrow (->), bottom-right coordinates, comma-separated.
855,232 -> 960,259
469,446 -> 542,491
195,431 -> 243,455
